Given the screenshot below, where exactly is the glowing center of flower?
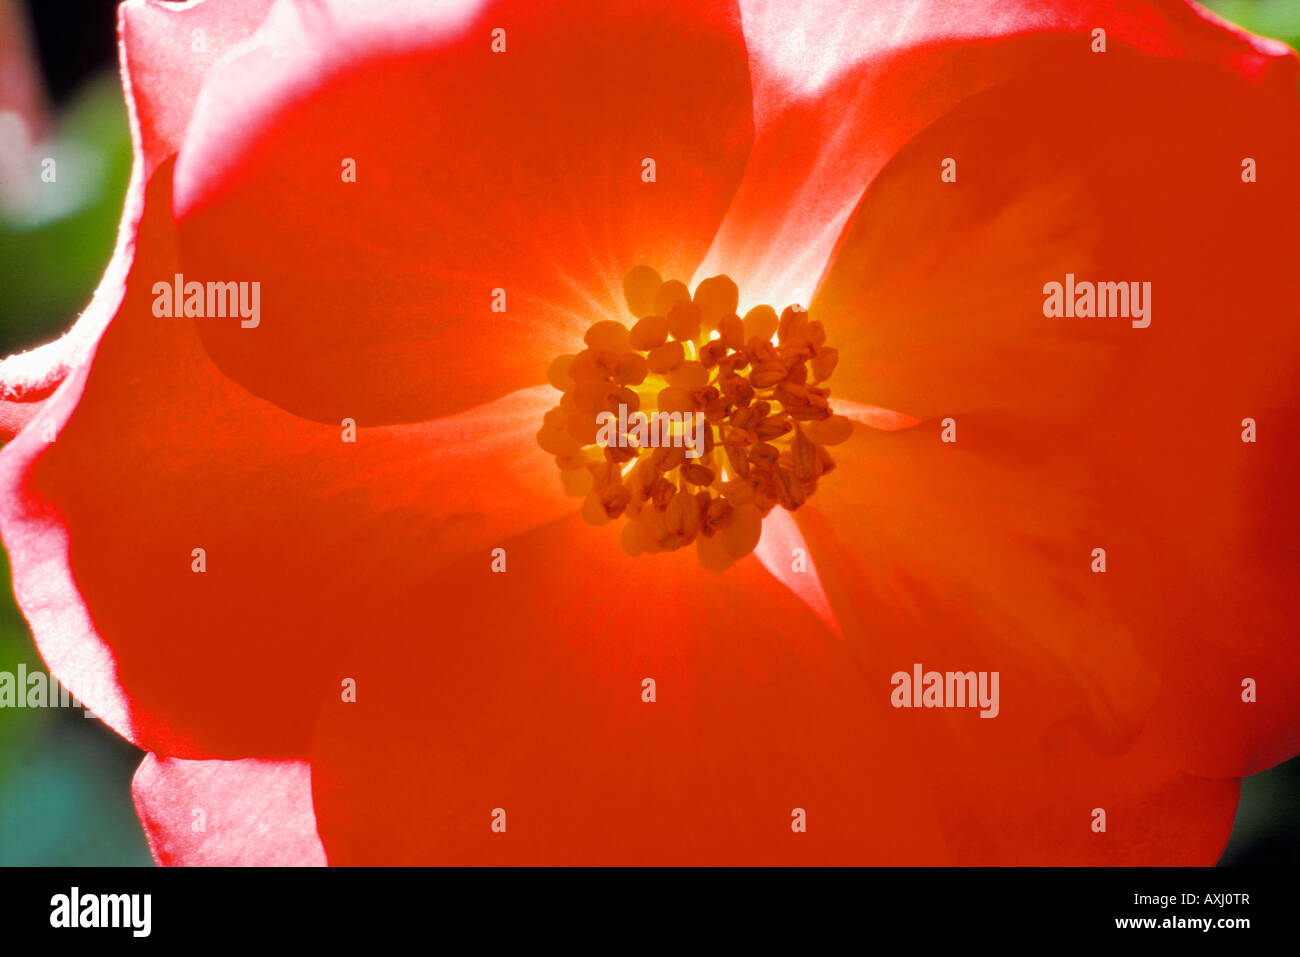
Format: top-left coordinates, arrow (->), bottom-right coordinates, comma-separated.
538,267 -> 853,570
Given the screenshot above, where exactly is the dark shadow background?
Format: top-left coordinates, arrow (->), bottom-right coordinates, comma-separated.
0,0 -> 1296,866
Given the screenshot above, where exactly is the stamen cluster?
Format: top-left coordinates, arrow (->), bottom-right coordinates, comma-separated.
538,268 -> 852,569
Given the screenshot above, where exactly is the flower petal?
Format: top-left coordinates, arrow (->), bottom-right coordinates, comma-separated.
311,515 -> 947,864
800,404 -> 1300,816
132,753 -> 326,866
794,419 -> 1261,862
698,0 -> 1298,306
919,718 -> 1242,864
814,50 -> 1300,421
800,50 -> 1300,779
800,418 -> 1158,751
171,0 -> 753,425
1,160 -> 574,758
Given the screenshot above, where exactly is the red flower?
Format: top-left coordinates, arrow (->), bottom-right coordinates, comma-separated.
2,0 -> 1298,864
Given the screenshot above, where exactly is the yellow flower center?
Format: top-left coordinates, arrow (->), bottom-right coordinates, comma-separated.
537,267 -> 852,571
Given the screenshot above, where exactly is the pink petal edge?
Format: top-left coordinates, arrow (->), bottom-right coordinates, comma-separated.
132,753 -> 327,866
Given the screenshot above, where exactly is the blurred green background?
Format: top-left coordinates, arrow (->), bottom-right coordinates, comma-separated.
0,0 -> 1297,866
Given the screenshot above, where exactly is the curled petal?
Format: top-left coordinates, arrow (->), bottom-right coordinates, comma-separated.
120,0 -> 277,175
